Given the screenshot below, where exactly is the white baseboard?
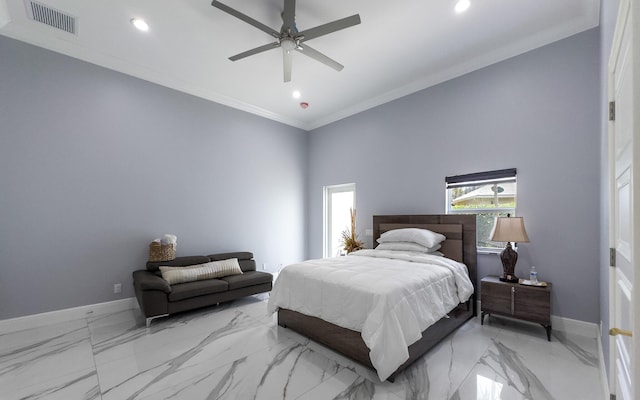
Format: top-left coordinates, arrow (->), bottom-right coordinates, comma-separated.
0,297 -> 137,334
550,315 -> 599,338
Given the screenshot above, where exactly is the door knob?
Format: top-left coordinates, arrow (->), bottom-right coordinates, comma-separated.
609,327 -> 633,337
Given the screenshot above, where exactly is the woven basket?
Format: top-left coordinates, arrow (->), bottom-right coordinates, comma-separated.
148,242 -> 176,262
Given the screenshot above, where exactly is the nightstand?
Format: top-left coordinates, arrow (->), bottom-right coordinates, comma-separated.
480,275 -> 552,341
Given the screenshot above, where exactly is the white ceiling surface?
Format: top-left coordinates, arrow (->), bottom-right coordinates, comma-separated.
0,0 -> 599,131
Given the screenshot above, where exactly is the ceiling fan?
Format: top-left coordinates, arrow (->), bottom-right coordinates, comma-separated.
211,0 -> 361,82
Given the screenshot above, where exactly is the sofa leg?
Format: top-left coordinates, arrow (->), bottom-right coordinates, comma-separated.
146,314 -> 169,328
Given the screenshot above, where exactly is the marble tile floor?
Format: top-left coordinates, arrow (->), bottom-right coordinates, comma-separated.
0,294 -> 605,400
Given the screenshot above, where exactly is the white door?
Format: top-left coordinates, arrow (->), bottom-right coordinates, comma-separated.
608,0 -> 639,398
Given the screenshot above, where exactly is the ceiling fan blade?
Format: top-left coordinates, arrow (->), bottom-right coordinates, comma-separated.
211,1 -> 280,38
296,44 -> 343,71
229,42 -> 281,61
283,48 -> 293,82
281,0 -> 296,33
297,14 -> 361,42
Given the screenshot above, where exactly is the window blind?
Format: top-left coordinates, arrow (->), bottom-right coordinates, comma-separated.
445,168 -> 516,188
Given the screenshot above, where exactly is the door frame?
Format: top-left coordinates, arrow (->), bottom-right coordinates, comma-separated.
322,183 -> 356,258
608,0 -> 639,397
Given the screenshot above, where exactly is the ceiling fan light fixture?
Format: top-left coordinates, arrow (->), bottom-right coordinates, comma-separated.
281,38 -> 296,52
455,0 -> 471,13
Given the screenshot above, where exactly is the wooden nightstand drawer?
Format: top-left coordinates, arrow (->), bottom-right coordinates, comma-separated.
514,286 -> 550,323
481,281 -> 512,301
514,284 -> 548,300
481,295 -> 511,315
514,300 -> 550,323
481,275 -> 552,340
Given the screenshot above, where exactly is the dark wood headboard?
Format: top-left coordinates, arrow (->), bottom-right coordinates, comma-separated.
372,214 -> 478,295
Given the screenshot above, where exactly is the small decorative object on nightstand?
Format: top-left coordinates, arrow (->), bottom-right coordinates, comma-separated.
481,275 -> 552,341
490,215 -> 529,282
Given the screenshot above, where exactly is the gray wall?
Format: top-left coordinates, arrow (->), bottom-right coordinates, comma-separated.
0,36 -> 308,320
599,0 -> 621,378
0,25 -> 605,325
308,29 -> 601,323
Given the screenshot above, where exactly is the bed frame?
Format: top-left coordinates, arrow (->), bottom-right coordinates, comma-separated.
277,214 -> 477,381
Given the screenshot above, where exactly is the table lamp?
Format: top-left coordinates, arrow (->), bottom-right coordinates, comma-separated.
490,215 -> 529,282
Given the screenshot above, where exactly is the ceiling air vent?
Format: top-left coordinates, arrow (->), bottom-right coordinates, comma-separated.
25,0 -> 77,34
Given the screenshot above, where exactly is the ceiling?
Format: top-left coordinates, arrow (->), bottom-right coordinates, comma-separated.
0,0 -> 600,131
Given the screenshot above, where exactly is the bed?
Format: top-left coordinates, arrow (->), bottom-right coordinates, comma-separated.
268,214 -> 477,381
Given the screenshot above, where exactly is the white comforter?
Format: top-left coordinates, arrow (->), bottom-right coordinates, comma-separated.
267,249 -> 474,381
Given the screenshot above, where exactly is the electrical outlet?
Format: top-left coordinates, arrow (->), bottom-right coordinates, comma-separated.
262,263 -> 267,270
113,283 -> 122,294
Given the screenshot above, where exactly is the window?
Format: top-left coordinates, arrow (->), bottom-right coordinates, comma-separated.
323,183 -> 356,258
445,169 -> 517,252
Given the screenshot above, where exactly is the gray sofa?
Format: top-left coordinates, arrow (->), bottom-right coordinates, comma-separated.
133,251 -> 272,326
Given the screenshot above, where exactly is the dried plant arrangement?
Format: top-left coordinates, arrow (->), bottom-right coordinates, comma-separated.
340,208 -> 364,253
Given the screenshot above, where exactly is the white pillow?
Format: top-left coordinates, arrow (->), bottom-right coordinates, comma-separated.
159,258 -> 243,285
377,228 -> 446,248
375,241 -> 441,253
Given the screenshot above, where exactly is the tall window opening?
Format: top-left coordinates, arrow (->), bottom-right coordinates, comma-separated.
324,183 -> 356,258
446,169 -> 517,251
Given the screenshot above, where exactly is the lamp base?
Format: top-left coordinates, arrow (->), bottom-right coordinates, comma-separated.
499,242 -> 519,283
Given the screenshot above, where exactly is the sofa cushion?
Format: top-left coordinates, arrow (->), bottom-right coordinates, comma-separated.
220,270 -> 273,290
208,252 -> 256,272
208,252 -> 253,261
160,259 -> 243,285
168,279 -> 229,302
146,256 -> 210,272
236,259 -> 257,272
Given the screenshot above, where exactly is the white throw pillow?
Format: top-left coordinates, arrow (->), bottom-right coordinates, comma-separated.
377,228 -> 446,248
375,241 -> 441,253
159,258 -> 243,285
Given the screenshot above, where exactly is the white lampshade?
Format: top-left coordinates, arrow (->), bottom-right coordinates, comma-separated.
490,217 -> 530,243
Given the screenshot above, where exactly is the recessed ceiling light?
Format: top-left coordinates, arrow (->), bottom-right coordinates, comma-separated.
131,18 -> 149,32
455,0 -> 470,13
292,90 -> 301,99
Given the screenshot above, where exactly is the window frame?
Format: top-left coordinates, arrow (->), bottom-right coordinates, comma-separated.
445,169 -> 517,253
